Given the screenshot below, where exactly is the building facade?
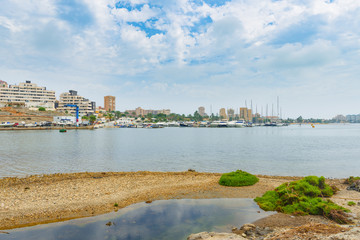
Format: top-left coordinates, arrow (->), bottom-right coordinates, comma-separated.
240,107 -> 252,122
0,80 -> 56,109
332,115 -> 346,123
346,114 -> 360,123
219,108 -> 227,119
104,95 -> 115,112
198,106 -> 205,116
57,90 -> 95,116
125,107 -> 171,117
227,108 -> 235,119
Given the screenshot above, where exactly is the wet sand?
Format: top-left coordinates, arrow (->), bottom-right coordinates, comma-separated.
0,171 -> 300,230
0,171 -> 358,234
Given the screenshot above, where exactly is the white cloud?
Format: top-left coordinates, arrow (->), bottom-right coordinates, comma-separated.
111,4 -> 160,22
0,16 -> 24,32
1,0 -> 360,117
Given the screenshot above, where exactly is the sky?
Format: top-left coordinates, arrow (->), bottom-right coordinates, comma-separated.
1,0 -> 360,118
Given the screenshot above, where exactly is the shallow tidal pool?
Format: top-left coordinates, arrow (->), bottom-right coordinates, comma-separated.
1,198 -> 274,240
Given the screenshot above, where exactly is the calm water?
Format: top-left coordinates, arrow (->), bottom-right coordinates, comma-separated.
1,124 -> 360,178
0,199 -> 274,240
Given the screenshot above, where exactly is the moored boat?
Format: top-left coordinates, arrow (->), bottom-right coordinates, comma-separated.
179,122 -> 190,127
218,121 -> 228,127
235,120 -> 246,127
264,122 -> 277,127
0,122 -> 15,127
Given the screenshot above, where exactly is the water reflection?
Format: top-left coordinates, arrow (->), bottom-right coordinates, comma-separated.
1,199 -> 274,240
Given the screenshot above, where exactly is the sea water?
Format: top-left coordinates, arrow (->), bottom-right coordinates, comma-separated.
1,124 -> 360,178
0,199 -> 274,240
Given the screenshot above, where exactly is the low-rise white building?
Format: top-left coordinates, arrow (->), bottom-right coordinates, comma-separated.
53,116 -> 90,125
57,90 -> 95,116
53,116 -> 78,124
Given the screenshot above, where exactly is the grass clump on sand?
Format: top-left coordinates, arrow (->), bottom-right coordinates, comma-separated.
254,176 -> 350,224
219,170 -> 259,187
348,201 -> 356,206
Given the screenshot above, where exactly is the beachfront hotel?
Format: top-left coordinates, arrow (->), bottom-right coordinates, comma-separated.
57,90 -> 96,116
104,95 -> 115,112
0,80 -> 56,110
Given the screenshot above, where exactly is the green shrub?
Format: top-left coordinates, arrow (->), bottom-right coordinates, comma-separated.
348,201 -> 356,206
254,176 -> 350,224
38,107 -> 46,111
345,176 -> 360,184
219,170 -> 259,187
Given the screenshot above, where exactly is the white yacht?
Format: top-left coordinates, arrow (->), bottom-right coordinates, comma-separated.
235,120 -> 246,127
218,121 -> 228,127
227,121 -> 236,127
210,121 -> 220,127
199,121 -> 208,127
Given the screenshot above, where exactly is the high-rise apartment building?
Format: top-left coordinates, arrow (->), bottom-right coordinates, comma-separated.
198,106 -> 205,116
240,107 -> 252,122
104,95 -> 115,112
219,108 -> 227,119
0,80 -> 56,109
57,90 -> 95,116
248,109 -> 252,122
227,108 -> 235,119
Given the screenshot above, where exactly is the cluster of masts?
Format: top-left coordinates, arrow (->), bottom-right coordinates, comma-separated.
203,96 -> 283,121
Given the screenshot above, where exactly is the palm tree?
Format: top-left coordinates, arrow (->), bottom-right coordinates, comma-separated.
107,113 -> 114,121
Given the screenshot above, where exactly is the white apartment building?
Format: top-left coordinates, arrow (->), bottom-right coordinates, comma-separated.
57,90 -> 95,116
0,80 -> 56,110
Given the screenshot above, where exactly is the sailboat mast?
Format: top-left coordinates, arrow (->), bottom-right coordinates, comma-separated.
277,96 -> 279,118
266,104 -> 268,122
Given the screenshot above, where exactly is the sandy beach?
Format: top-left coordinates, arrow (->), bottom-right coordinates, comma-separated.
1,171 -> 360,238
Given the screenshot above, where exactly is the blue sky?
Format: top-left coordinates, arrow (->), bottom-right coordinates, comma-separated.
1,0 -> 360,118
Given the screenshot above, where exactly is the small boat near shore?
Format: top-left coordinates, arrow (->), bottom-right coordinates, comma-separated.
0,122 -> 15,127
180,122 -> 191,127
218,121 -> 228,127
264,122 -> 278,127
